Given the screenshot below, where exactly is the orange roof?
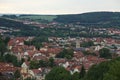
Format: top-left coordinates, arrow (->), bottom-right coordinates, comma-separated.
32,69 -> 41,74
0,62 -> 20,73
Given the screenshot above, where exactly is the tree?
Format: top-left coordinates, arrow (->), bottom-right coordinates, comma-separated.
21,58 -> 25,63
56,49 -> 73,59
2,15 -> 17,18
34,43 -> 42,50
3,54 -> 12,62
84,62 -> 109,80
45,67 -> 71,80
24,41 -> 31,46
3,54 -> 20,67
82,57 -> 120,80
72,72 -> 80,80
48,57 -> 55,67
81,41 -> 94,47
79,65 -> 86,79
39,60 -> 48,67
24,77 -> 36,80
14,69 -> 21,79
99,48 -> 112,59
29,60 -> 39,69
4,37 -> 10,45
0,36 -> 8,57
0,42 -> 7,56
103,61 -> 120,80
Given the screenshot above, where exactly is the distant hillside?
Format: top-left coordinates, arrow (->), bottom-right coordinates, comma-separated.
19,15 -> 57,22
54,12 -> 120,26
0,18 -> 40,36
1,12 -> 120,26
0,17 -> 33,30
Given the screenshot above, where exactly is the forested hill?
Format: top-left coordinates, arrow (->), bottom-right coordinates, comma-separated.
1,12 -> 120,26
0,18 -> 40,36
54,12 -> 120,26
0,18 -> 33,30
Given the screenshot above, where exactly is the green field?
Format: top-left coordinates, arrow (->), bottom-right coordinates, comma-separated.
20,15 -> 57,22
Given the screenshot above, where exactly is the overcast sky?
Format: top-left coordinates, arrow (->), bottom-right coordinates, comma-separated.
0,0 -> 120,14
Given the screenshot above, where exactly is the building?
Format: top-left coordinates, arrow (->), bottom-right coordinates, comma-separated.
76,37 -> 80,48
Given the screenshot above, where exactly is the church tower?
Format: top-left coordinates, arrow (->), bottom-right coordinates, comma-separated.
76,37 -> 80,48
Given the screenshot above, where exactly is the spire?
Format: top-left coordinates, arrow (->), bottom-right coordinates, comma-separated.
76,37 -> 80,48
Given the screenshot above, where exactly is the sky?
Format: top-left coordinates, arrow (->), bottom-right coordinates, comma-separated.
0,0 -> 120,14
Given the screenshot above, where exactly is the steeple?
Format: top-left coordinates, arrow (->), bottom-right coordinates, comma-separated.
76,37 -> 80,48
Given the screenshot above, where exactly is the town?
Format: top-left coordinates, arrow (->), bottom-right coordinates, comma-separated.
0,16 -> 120,80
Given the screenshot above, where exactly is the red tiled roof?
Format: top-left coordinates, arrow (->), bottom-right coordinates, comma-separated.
0,62 -> 20,73
32,69 -> 41,74
47,48 -> 61,54
32,55 -> 48,61
87,55 -> 98,61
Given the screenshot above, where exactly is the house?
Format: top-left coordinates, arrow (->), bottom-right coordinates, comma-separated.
94,45 -> 103,51
63,62 -> 69,68
47,48 -> 61,57
29,69 -> 45,80
32,55 -> 47,61
73,51 -> 84,61
21,62 -> 32,80
21,62 -> 29,74
0,62 -> 20,80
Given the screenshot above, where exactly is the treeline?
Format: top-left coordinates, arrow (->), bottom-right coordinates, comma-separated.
45,57 -> 120,80
54,12 -> 120,26
84,57 -> 120,80
1,15 -> 17,19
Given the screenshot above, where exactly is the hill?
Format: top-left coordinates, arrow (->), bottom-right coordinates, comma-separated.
0,17 -> 33,30
54,12 -> 120,26
0,18 -> 40,36
1,12 -> 120,26
19,15 -> 57,22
